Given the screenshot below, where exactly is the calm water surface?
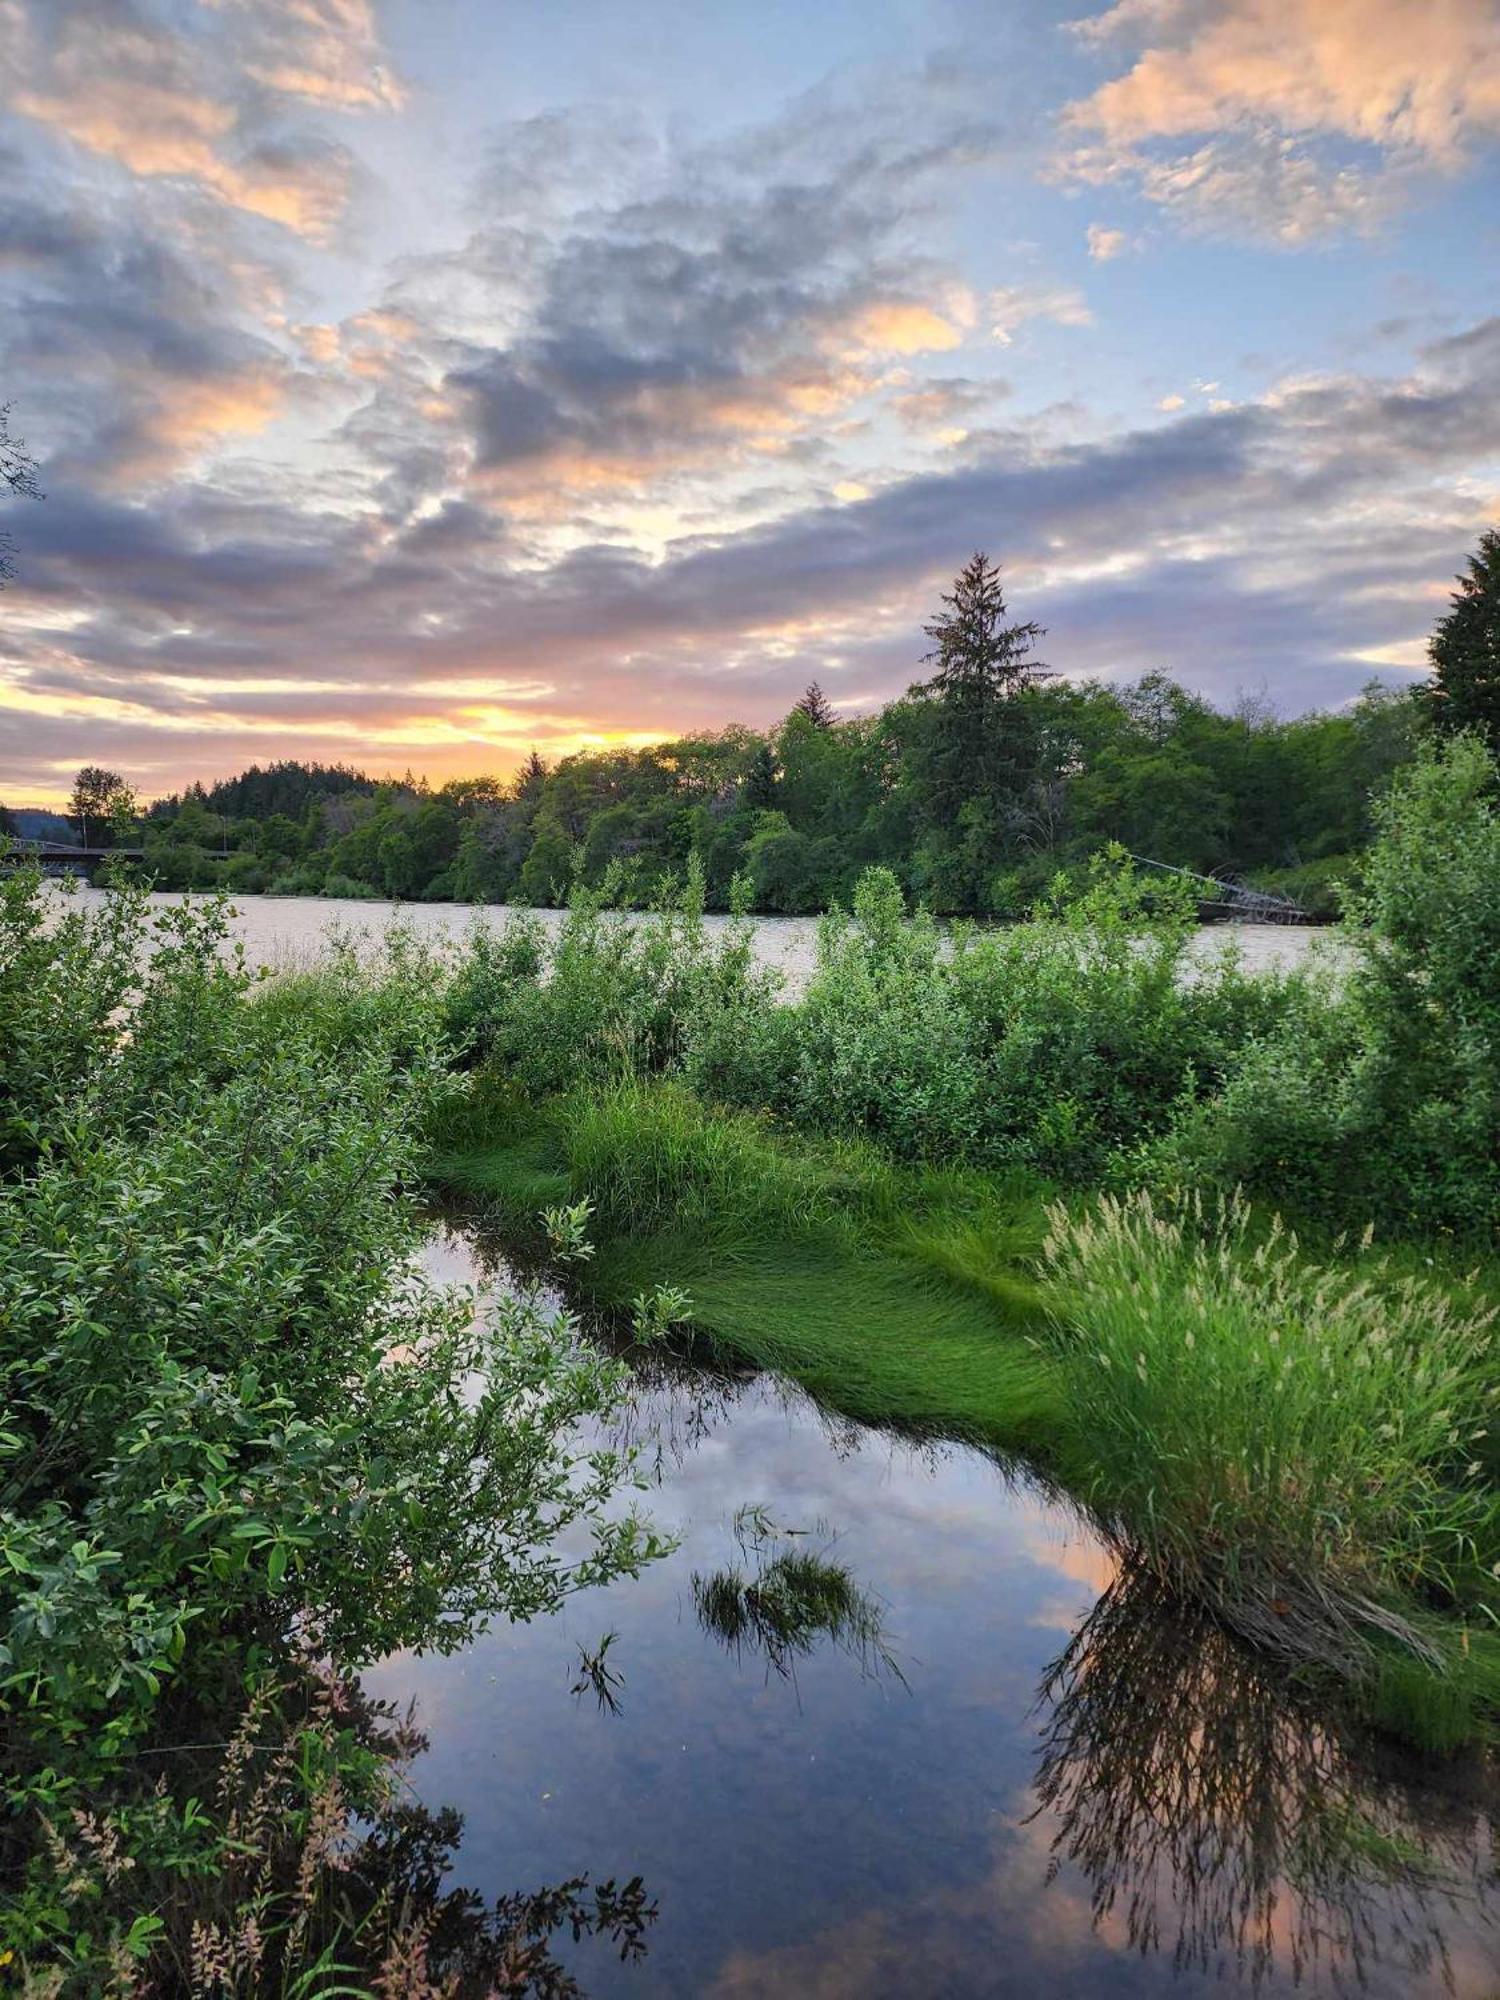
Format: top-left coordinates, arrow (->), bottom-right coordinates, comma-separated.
360,1227 -> 1498,1999
64,885 -> 1341,991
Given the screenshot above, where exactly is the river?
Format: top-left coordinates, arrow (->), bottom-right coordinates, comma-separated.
62,886 -> 1342,992
358,1225 -> 1498,1999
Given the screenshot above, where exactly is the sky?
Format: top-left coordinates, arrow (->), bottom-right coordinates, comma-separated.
2,0 -> 1499,806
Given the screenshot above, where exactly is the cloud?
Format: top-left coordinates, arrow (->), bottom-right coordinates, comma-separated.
7,315 -> 1497,801
1085,222 -> 1129,259
0,183 -> 296,484
4,0 -> 400,238
1060,0 -> 1500,242
988,283 -> 1093,344
891,376 -> 1010,431
4,20 -> 1497,806
231,0 -> 405,112
375,93 -> 1018,513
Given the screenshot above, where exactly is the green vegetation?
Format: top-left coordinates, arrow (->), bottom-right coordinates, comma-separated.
5,683 -> 1498,1989
423,732 -> 1500,1742
1429,525 -> 1500,752
1147,734 -> 1500,1235
1041,1190 -> 1500,1739
0,872 -> 661,1992
692,1508 -> 901,1682
431,1078 -> 1060,1445
62,546 -> 1443,914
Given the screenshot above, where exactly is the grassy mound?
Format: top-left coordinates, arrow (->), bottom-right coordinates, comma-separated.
427,1077 -> 1063,1451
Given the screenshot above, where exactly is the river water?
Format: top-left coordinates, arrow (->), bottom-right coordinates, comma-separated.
360,1226 -> 1498,1999
63,886 -> 1342,992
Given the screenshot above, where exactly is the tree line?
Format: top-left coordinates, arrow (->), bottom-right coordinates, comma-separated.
15,535 -> 1500,917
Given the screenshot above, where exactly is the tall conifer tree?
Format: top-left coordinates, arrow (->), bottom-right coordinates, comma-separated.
1430,529 -> 1500,752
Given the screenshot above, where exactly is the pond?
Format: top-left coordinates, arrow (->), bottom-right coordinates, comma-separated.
361,1225 -> 1499,1998
60,885 -> 1340,993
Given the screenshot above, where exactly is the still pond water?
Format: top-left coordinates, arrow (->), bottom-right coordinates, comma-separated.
66,886 -> 1341,991
360,1225 -> 1498,2000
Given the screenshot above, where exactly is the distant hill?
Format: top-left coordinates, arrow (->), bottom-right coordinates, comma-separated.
7,810 -> 78,845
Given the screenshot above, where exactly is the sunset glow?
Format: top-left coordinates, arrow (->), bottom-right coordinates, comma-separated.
3,0 -> 1499,805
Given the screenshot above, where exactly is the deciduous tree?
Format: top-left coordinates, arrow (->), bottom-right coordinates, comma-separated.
70,766 -> 136,846
0,402 -> 40,587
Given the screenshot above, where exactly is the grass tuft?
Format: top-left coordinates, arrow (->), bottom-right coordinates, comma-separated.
1041,1188 -> 1499,1690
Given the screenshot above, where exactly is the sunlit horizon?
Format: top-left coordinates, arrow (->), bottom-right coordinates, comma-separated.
3,0 -> 1499,808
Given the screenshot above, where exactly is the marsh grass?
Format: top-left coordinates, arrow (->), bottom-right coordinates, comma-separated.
692,1510 -> 903,1683
1041,1190 -> 1500,1689
692,1550 -> 899,1682
427,1077 -> 1064,1449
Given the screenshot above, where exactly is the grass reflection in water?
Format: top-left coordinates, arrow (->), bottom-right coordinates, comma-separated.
1032,1559 -> 1497,1991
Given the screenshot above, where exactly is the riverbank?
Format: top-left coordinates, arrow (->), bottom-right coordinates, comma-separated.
426,1076 -> 1500,1752
413,740 -> 1500,1745
4,737 -> 1496,1992
371,1222 -> 1500,1999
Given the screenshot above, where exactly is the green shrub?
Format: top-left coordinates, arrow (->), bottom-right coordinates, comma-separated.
752,854 -> 1301,1179
0,874 -> 658,1987
444,860 -> 781,1096
1041,1188 -> 1499,1679
1150,737 -> 1500,1237
320,870 -> 384,900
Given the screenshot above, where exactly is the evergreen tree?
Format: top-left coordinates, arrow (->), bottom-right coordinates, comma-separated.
792,682 -> 834,729
911,552 -> 1046,707
1430,528 -> 1500,751
907,554 -> 1049,850
742,738 -> 780,809
517,749 -> 549,798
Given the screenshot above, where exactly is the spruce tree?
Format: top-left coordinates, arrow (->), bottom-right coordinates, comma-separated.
908,553 -> 1048,835
1430,528 -> 1500,752
516,749 -> 549,798
792,682 -> 834,729
743,738 -> 780,809
912,551 -> 1046,706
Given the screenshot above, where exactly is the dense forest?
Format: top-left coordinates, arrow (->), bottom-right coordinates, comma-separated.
21,538 -> 1500,917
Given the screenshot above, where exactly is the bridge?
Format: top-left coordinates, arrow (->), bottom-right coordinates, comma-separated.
1124,853 -> 1312,924
1,841 -> 146,879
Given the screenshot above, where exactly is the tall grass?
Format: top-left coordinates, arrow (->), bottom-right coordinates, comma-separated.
1041,1190 -> 1500,1690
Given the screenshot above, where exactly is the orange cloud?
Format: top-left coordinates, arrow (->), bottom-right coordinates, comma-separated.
839,299 -> 970,356
1062,0 -> 1500,243
1069,0 -> 1500,164
151,374 -> 285,455
6,0 -> 401,240
239,0 -> 405,112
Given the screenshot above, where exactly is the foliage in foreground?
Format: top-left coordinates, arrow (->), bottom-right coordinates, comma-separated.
0,874 -> 657,1993
13,1656 -> 655,1998
1041,1189 -> 1499,1731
